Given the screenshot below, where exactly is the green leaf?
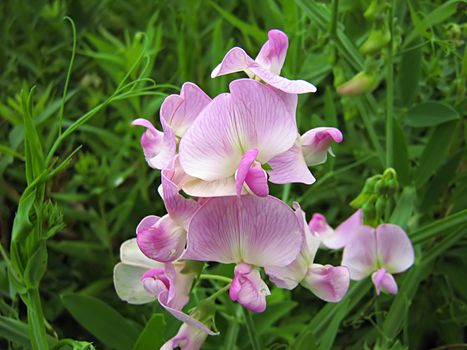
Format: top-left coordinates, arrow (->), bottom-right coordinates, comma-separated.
405,102 -> 459,127
393,119 -> 411,186
0,316 -> 57,349
61,293 -> 140,350
398,40 -> 422,107
252,301 -> 297,336
132,314 -> 166,350
414,120 -> 458,186
23,240 -> 48,289
390,187 -> 416,228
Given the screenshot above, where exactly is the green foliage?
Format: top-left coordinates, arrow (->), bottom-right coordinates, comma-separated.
0,0 -> 465,349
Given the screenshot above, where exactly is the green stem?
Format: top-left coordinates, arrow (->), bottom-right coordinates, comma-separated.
243,309 -> 261,350
330,0 -> 339,39
206,284 -> 231,302
25,289 -> 48,350
199,274 -> 232,284
386,1 -> 395,168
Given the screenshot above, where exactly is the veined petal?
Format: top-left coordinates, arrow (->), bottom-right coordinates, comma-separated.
302,264 -> 350,302
376,224 -> 414,274
113,263 -> 155,304
161,323 -> 209,350
371,268 -> 398,295
136,215 -> 186,262
132,118 -> 177,170
313,210 -> 363,250
265,203 -> 320,290
255,29 -> 288,75
268,143 -> 315,185
235,149 -> 269,197
230,263 -> 270,313
161,167 -> 199,229
301,127 -> 343,166
341,225 -> 378,280
179,79 -> 297,182
248,64 -> 317,94
211,47 -> 254,78
182,177 -> 240,197
160,82 -> 211,137
159,302 -> 218,336
183,196 -> 302,267
120,238 -> 162,269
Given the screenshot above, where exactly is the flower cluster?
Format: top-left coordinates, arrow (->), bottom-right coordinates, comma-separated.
113,29 -> 414,349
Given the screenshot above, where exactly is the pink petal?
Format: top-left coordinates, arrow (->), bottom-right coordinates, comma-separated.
161,166 -> 199,229
371,268 -> 398,295
235,149 -> 259,196
376,224 -> 414,274
235,149 -> 269,197
268,143 -> 315,185
132,118 -> 177,170
182,177 -> 240,197
211,47 -> 254,78
183,195 -> 302,267
315,210 -> 363,250
301,127 -> 343,166
230,263 -> 270,313
265,203 -> 320,290
255,29 -> 288,75
341,225 -> 378,280
179,79 -> 297,183
248,64 -> 317,94
160,82 -> 211,137
119,238 -> 161,269
302,264 -> 350,302
136,215 -> 186,262
161,323 -> 210,350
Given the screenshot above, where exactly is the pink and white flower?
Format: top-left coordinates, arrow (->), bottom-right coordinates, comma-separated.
211,29 -> 317,94
341,224 -> 415,295
309,209 -> 363,250
132,83 -> 211,170
179,79 -> 302,197
113,239 -> 216,335
182,195 -> 303,311
136,162 -> 199,262
266,204 -> 350,303
161,322 -> 209,350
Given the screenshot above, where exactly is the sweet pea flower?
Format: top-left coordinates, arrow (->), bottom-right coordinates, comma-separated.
309,209 -> 363,249
267,127 -> 343,185
341,224 -> 415,295
266,204 -> 350,302
137,162 -> 199,262
182,195 -> 303,312
211,29 -> 317,94
161,322 -> 208,350
179,79 -> 309,197
113,239 -> 217,335
132,82 -> 211,170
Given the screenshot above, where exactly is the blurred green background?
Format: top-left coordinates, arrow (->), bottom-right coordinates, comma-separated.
0,0 -> 466,349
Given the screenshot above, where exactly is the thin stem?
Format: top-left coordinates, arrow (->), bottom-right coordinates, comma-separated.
243,309 -> 261,350
330,0 -> 339,39
206,284 -> 231,302
199,274 -> 232,284
386,1 -> 395,168
59,17 -> 77,137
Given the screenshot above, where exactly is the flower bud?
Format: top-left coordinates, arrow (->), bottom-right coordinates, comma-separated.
336,72 -> 377,96
360,29 -> 391,55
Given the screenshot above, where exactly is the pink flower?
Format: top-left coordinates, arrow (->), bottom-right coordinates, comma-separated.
229,263 -> 271,313
267,127 -> 343,185
161,323 -> 208,350
179,79 -> 301,197
309,209 -> 363,250
113,239 -> 217,335
341,224 -> 415,295
132,83 -> 211,170
266,204 -> 350,303
211,29 -> 317,94
182,195 -> 303,311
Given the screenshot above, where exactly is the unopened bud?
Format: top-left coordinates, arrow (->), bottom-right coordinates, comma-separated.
337,72 -> 377,96
360,29 -> 391,55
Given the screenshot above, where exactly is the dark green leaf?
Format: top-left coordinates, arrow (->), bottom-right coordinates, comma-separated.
405,102 -> 459,127
132,314 -> 166,350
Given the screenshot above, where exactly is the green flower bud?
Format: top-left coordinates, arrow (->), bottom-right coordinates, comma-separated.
336,72 -> 378,96
360,29 -> 391,55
